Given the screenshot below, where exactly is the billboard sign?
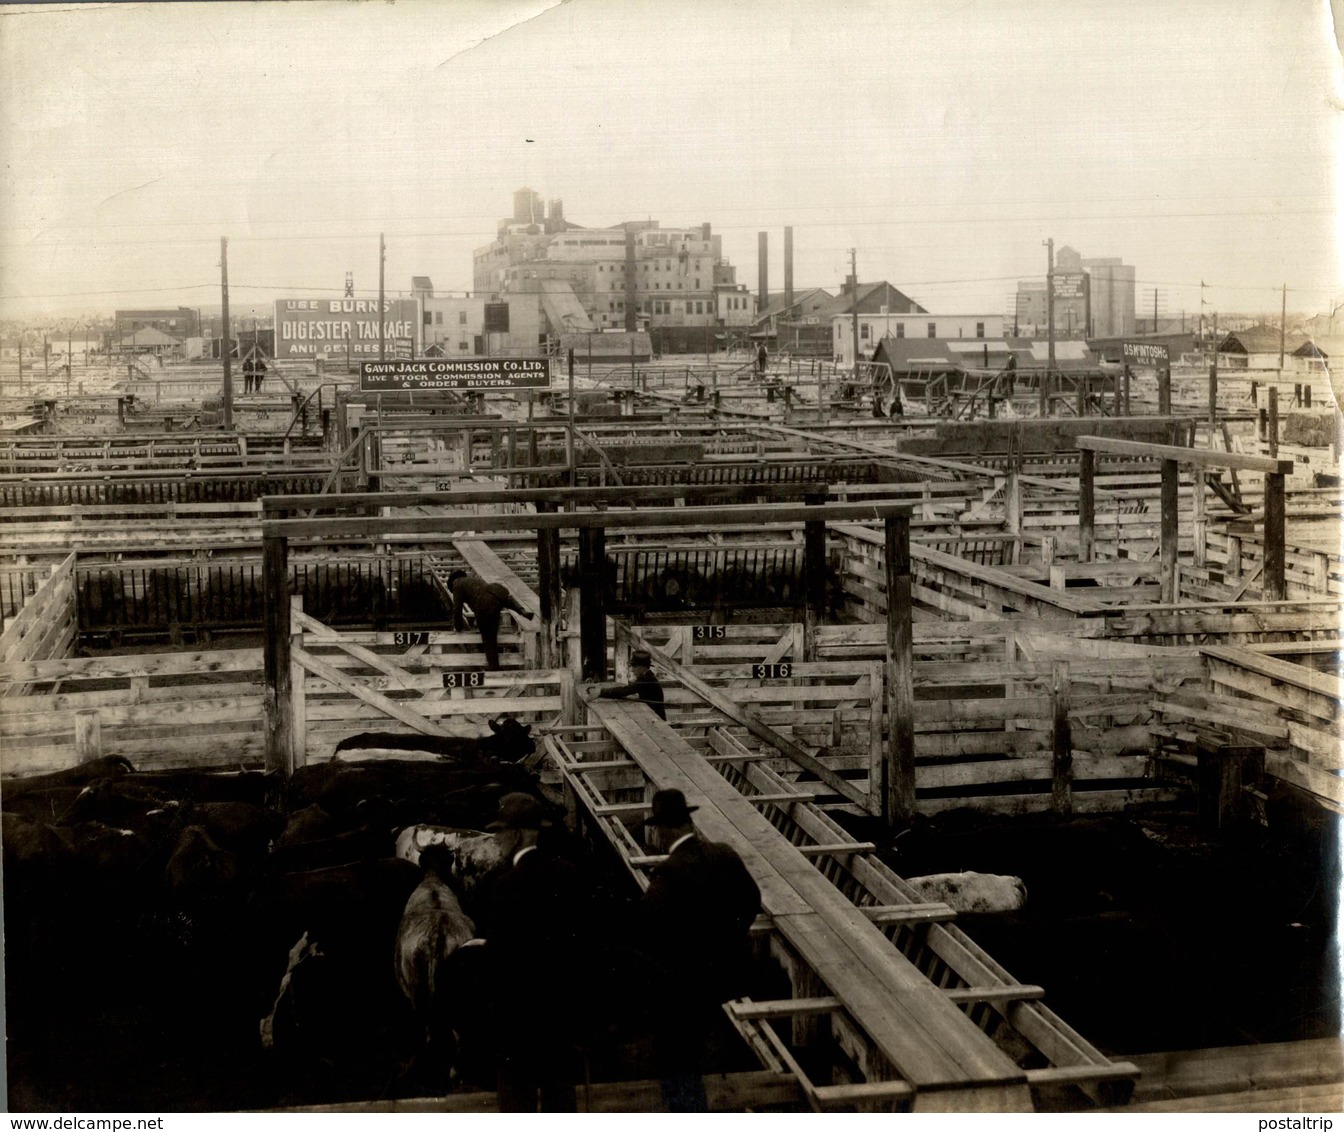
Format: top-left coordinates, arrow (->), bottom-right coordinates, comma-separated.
359,357 -> 551,392
274,298 -> 420,358
1051,272 -> 1088,301
1122,341 -> 1170,367
484,302 -> 510,333
392,337 -> 414,360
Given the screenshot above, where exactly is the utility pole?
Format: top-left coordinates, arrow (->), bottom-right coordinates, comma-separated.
1279,283 -> 1287,373
1044,238 -> 1055,413
1153,288 -> 1158,335
221,236 -> 233,430
849,248 -> 860,376
378,232 -> 386,363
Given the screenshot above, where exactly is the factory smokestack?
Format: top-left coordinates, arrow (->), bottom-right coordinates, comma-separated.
784,226 -> 794,311
758,231 -> 769,313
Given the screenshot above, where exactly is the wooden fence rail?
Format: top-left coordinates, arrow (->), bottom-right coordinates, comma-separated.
0,648 -> 266,777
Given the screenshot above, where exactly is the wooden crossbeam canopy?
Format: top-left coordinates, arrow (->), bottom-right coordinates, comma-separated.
1075,435 -> 1294,475
260,500 -> 913,541
1074,436 -> 1288,602
260,482 -> 921,515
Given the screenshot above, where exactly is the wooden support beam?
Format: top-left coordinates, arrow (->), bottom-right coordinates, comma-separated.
1160,459 -> 1179,605
536,500 -> 561,667
1263,472 -> 1286,601
1197,742 -> 1265,834
1051,661 -> 1072,815
263,499 -> 916,541
885,512 -> 916,825
1078,447 -> 1095,562
1076,435 -> 1293,475
262,533 -> 293,776
803,492 -> 827,631
578,525 -> 607,681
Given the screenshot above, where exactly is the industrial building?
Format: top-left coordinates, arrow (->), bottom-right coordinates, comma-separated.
472,189 -> 755,338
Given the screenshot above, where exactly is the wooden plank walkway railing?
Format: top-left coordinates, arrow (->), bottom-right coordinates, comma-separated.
585,699 -> 1035,1111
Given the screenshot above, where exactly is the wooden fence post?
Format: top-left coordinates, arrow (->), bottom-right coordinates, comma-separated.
1267,386 -> 1279,458
1160,459 -> 1179,604
1263,472 -> 1286,601
1051,661 -> 1072,815
290,595 -> 306,770
1197,742 -> 1264,834
884,512 -> 915,825
578,525 -> 607,681
536,501 -> 562,668
803,492 -> 827,636
262,533 -> 293,776
1078,446 -> 1095,562
1005,471 -> 1022,564
74,710 -> 101,761
1192,470 -> 1206,569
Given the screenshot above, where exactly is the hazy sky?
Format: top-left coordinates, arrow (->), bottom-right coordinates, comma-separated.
1,0 -> 1340,323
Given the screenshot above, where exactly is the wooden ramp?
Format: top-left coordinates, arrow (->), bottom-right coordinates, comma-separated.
578,699 -> 1136,1111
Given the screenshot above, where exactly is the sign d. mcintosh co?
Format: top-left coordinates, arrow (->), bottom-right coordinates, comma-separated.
359,357 -> 551,392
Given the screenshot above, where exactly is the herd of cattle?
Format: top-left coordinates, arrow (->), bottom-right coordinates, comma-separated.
1,717 -> 655,1109
561,551 -> 846,617
78,567 -> 448,640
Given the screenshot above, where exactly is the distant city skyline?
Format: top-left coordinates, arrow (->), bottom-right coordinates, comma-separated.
1,0 -> 1339,323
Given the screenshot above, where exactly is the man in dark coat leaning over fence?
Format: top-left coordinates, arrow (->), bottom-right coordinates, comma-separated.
446,570 -> 534,670
640,788 -> 761,1111
592,649 -> 666,720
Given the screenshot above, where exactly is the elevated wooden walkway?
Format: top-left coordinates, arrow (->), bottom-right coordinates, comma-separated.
567,700 -> 1136,1111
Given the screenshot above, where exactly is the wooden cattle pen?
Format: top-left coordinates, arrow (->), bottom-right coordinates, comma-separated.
1,375 -> 1341,1112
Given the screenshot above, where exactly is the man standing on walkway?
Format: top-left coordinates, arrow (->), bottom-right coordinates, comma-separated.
640,788 -> 761,1111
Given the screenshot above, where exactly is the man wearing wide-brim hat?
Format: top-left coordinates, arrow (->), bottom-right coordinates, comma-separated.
590,648 -> 666,720
473,791 -> 587,1112
639,788 -> 761,1111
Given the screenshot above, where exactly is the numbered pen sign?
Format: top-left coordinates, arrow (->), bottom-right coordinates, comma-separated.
752,663 -> 794,679
693,625 -> 727,640
394,631 -> 429,646
442,670 -> 487,689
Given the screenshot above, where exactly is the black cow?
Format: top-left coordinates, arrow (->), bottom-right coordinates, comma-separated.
332,717 -> 535,762
1,756 -> 135,800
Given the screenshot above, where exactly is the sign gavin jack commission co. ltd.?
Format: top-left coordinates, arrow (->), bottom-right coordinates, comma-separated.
359,358 -> 551,392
